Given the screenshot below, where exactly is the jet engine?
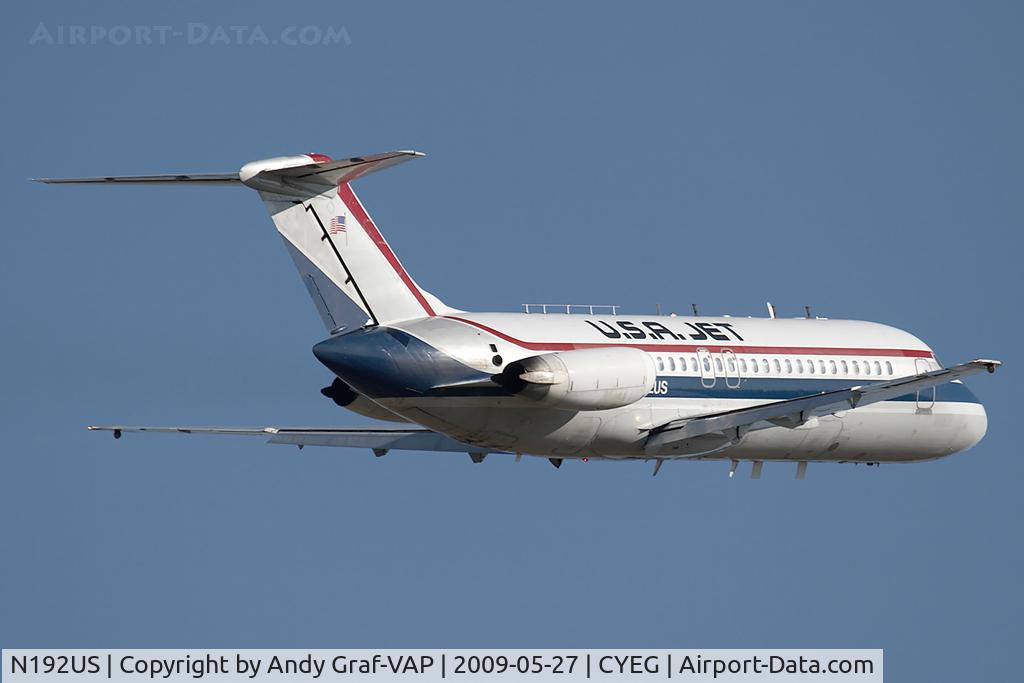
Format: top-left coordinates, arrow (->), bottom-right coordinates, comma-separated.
495,347 -> 656,410
320,378 -> 409,423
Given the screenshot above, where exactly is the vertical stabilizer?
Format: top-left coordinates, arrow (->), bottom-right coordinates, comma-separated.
240,151 -> 448,331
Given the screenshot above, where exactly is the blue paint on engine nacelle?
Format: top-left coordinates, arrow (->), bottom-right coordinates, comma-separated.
312,327 -> 501,399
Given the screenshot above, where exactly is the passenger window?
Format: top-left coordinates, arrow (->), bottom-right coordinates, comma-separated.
785,359 -> 793,374
777,359 -> 785,374
739,359 -> 747,373
727,357 -> 736,373
703,357 -> 711,372
690,357 -> 698,372
656,356 -> 664,371
819,360 -> 826,375
763,359 -> 770,374
852,361 -> 860,375
841,360 -> 848,374
886,361 -> 893,375
864,361 -> 871,376
749,359 -> 757,374
807,359 -> 814,374
874,361 -> 882,375
829,360 -> 837,375
796,359 -> 803,374
715,357 -> 723,373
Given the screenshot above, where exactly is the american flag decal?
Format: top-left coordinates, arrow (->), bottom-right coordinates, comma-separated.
329,215 -> 347,234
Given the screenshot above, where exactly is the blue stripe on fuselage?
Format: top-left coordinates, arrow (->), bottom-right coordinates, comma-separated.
651,375 -> 981,403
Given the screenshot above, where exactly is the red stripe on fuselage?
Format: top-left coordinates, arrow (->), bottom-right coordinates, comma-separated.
443,316 -> 934,358
337,182 -> 436,317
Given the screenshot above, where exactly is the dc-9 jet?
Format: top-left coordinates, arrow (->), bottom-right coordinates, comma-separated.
37,151 -> 999,477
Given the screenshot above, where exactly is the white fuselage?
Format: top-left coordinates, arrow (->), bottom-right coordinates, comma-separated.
316,312 -> 987,463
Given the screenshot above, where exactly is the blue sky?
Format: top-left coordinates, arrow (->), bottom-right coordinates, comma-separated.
1,1 -> 1021,680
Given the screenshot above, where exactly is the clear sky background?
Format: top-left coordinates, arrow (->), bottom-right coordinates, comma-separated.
1,1 -> 1021,680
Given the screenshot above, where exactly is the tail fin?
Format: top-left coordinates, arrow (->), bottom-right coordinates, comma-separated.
241,151 -> 448,330
35,150 -> 449,331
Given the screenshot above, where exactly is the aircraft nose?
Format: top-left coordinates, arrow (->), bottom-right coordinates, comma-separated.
957,386 -> 989,452
934,382 -> 988,458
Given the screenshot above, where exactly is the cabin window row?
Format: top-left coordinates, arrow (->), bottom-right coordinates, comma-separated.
653,355 -> 895,377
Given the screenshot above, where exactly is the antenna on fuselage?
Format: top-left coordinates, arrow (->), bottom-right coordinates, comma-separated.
691,303 -> 700,316
766,302 -> 777,319
656,303 -> 662,315
805,305 -> 812,319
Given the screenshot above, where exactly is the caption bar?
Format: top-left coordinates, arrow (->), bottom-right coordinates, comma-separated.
3,650 -> 882,682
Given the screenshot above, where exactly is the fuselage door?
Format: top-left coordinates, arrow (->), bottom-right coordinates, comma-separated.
915,358 -> 935,410
722,349 -> 741,388
697,348 -> 715,388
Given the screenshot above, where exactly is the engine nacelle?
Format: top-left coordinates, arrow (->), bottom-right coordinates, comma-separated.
497,347 -> 656,411
321,378 -> 408,423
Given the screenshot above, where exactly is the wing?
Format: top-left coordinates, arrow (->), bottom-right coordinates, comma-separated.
87,424 -> 498,456
645,358 -> 1000,455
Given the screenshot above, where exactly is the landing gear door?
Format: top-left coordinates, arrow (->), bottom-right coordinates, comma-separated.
697,348 -> 715,388
915,358 -> 935,410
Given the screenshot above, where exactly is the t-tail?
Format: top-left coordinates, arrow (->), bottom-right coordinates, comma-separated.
35,151 -> 449,332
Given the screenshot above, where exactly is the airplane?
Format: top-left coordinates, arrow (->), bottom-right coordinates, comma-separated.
36,150 -> 999,478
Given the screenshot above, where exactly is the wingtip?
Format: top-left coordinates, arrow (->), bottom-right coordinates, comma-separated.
972,358 -> 1001,373
88,425 -> 123,439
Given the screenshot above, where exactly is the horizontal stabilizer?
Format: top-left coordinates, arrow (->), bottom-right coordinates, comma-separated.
31,150 -> 424,191
33,173 -> 241,185
239,150 -> 423,196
